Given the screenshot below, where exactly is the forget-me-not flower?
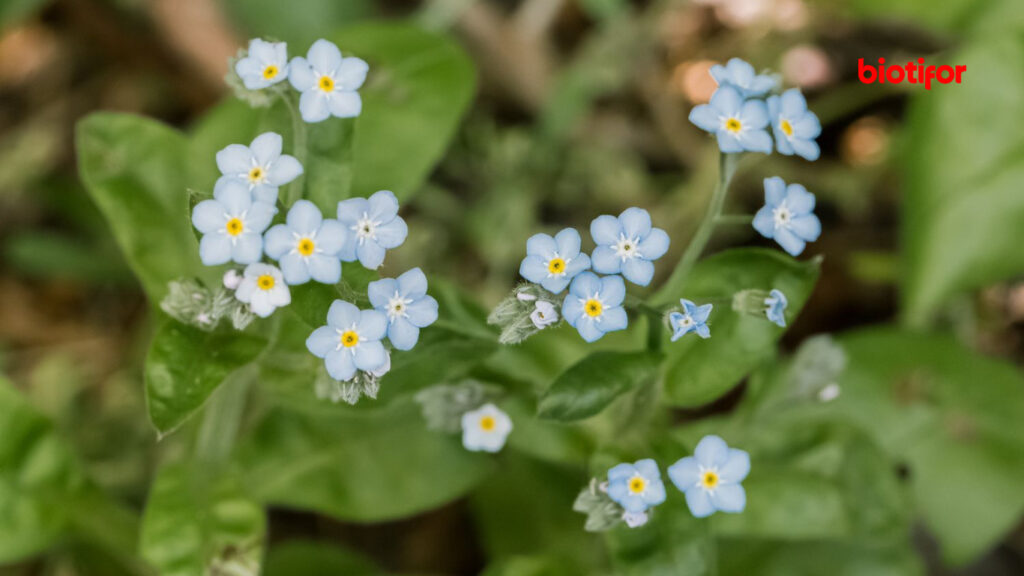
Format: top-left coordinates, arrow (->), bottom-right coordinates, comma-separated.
590,208 -> 670,287
235,39 -> 289,90
461,403 -> 512,453
607,459 -> 667,514
288,39 -> 368,123
234,263 -> 291,318
562,272 -> 627,342
689,86 -> 772,154
264,200 -> 348,285
192,179 -> 275,265
336,190 -> 408,269
519,228 -> 591,293
768,89 -> 822,161
668,435 -> 750,518
710,58 -> 778,98
670,299 -> 713,341
216,132 -> 303,204
306,300 -> 388,382
765,289 -> 788,327
531,301 -> 559,329
753,176 -> 821,256
367,267 -> 439,351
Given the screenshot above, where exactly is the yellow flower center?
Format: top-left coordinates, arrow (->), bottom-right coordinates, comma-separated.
262,65 -> 279,80
340,330 -> 359,348
257,274 -> 275,291
585,299 -> 603,318
319,75 -> 335,92
702,471 -> 719,489
225,218 -> 244,236
248,166 -> 264,183
780,119 -> 793,136
298,238 -> 315,256
629,476 -> 646,494
479,416 -> 496,431
725,118 -> 742,133
547,257 -> 566,274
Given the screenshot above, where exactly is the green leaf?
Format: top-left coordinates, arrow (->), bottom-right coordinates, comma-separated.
846,0 -> 976,33
718,540 -> 923,576
661,248 -> 820,407
221,0 -> 374,48
77,113 -> 212,301
538,351 -> 661,421
902,36 -> 1024,323
264,540 -> 383,576
140,462 -> 266,576
145,321 -> 266,437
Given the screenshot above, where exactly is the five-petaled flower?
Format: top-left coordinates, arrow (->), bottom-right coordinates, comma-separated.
768,89 -> 822,161
590,208 -> 670,287
192,179 -> 275,265
668,435 -> 750,518
337,190 -> 408,269
519,228 -> 592,294
289,39 -> 369,123
689,86 -> 772,154
669,299 -> 713,341
607,459 -> 667,514
234,263 -> 291,318
710,58 -> 777,98
765,289 -> 788,327
753,176 -> 821,256
367,267 -> 439,351
461,403 -> 512,453
264,200 -> 347,285
306,300 -> 388,382
235,39 -> 289,90
562,272 -> 628,342
215,132 -> 304,204
531,301 -> 559,329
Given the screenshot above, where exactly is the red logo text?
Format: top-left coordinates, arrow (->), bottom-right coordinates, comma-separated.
858,58 -> 965,90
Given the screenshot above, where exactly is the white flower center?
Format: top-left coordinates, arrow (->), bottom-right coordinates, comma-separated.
773,204 -> 792,229
613,234 -> 642,261
386,292 -> 412,322
680,316 -> 694,327
353,213 -> 380,245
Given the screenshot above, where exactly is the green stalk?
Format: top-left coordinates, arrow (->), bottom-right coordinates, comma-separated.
194,367 -> 253,467
280,91 -> 308,207
704,518 -> 719,576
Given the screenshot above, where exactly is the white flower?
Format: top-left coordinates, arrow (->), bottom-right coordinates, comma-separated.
235,263 -> 291,318
288,39 -> 368,123
223,269 -> 242,290
622,510 -> 649,528
235,39 -> 289,90
818,383 -> 841,402
215,132 -> 304,205
461,403 -> 512,453
530,300 -> 559,329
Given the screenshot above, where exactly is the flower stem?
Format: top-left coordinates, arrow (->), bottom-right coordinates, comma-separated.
195,367 -> 252,467
704,518 -> 719,576
714,213 -> 753,226
280,91 -> 308,207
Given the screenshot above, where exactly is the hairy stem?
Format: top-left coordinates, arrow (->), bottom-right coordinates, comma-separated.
280,91 -> 308,207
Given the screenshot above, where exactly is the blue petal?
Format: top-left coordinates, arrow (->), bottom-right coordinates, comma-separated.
354,340 -> 386,371
336,197 -> 369,226
307,254 -> 341,284
287,200 -> 322,235
288,57 -> 315,91
791,138 -> 820,161
540,274 -> 571,294
325,348 -> 356,381
306,326 -> 337,358
307,39 -> 343,74
643,480 -> 666,507
725,58 -> 755,87
715,130 -> 744,153
336,57 -> 369,91
692,303 -> 713,323
590,214 -> 622,245
216,144 -> 252,176
710,484 -> 746,513
387,317 -> 420,351
367,190 -> 400,222
576,318 -> 604,342
405,296 -> 438,327
792,113 -> 822,139
199,234 -> 231,266
562,297 -> 584,325
740,99 -> 769,129
246,202 -> 276,233
620,493 -> 649,514
739,129 -> 773,154
357,240 -> 386,269
367,278 -> 397,309
519,255 -> 548,284
357,309 -> 388,341
327,300 -> 360,329
279,253 -> 310,285
599,275 -> 626,306
397,267 -> 428,299
709,86 -> 742,116
250,132 -> 282,165
685,488 -> 715,518
267,154 -> 303,186
681,299 -> 698,315
328,92 -> 362,118
622,258 -> 654,287
638,228 -> 670,261
607,480 -> 628,503
563,252 -> 591,278
526,233 -> 557,260
619,207 -> 652,239
600,307 -> 628,333
590,246 -> 621,275
218,179 -> 252,214
568,272 -> 601,298
374,217 -> 407,249
634,459 -> 660,479
232,233 -> 263,264
668,457 -> 700,491
785,183 -> 816,214
774,227 -> 806,256
299,90 -> 331,123
695,324 -> 711,339
316,219 -> 348,256
192,200 -> 225,234
695,435 -> 730,468
790,214 -> 822,242
689,104 -> 721,133
779,88 -> 808,117
719,449 -> 751,483
554,227 -> 582,257
608,463 -> 636,483
764,176 -> 787,206
774,129 -> 796,155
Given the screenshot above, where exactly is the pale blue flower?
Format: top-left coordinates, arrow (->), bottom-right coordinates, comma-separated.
670,299 -> 713,341
264,200 -> 347,285
306,300 -> 388,382
288,39 -> 368,123
234,38 -> 289,90
561,272 -> 627,343
192,179 -> 274,265
531,301 -> 559,329
689,86 -> 772,154
710,58 -> 778,98
336,190 -> 408,269
519,228 -> 591,293
607,459 -> 667,514
668,435 -> 750,518
753,176 -> 821,256
765,289 -> 788,327
234,263 -> 290,318
461,403 -> 512,453
768,89 -> 822,161
590,208 -> 670,287
216,132 -> 303,204
367,268 -> 439,351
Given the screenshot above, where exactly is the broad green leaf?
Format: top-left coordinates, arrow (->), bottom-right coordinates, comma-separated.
661,248 -> 820,407
145,320 -> 266,437
288,263 -> 379,329
538,351 -> 661,421
902,36 -> 1024,324
221,0 -> 374,48
140,462 -> 266,576
235,398 -> 493,522
718,540 -> 923,576
481,555 -> 589,576
264,540 -> 382,576
77,113 -> 212,301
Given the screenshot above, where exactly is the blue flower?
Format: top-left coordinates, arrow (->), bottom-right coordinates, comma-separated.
710,58 -> 777,98
235,38 -> 289,90
668,435 -> 750,518
768,89 -> 822,161
306,300 -> 388,382
367,267 -> 439,351
765,289 -> 788,327
689,86 -> 772,154
216,132 -> 303,204
462,403 -> 513,453
607,459 -> 667,514
590,208 -> 670,287
669,299 -> 713,341
561,272 -> 627,342
234,263 -> 290,318
519,228 -> 591,293
288,39 -> 368,123
192,179 -> 275,265
264,200 -> 348,285
752,177 -> 821,256
336,190 -> 408,269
